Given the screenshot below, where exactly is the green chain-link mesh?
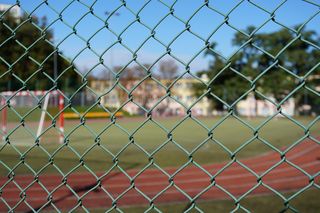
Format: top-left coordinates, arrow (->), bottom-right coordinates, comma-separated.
0,0 -> 319,212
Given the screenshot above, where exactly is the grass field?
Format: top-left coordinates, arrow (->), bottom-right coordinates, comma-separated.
1,114 -> 319,175
0,114 -> 319,212
122,189 -> 320,213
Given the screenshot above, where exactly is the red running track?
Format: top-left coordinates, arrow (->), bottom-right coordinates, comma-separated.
0,139 -> 319,212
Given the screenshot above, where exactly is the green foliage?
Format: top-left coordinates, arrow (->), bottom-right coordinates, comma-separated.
195,26 -> 320,114
0,13 -> 80,92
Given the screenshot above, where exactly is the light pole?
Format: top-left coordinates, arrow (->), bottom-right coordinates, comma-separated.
105,11 -> 120,80
53,49 -> 58,106
54,51 -> 58,80
104,11 -> 120,108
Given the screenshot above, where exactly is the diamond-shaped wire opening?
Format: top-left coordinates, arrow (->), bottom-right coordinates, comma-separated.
172,164 -> 212,197
285,138 -> 320,175
99,167 -> 131,199
152,14 -> 186,46
215,161 -> 258,198
152,184 -> 190,206
258,116 -> 306,149
0,198 -> 10,212
23,145 -> 54,170
1,180 -> 26,207
137,0 -> 171,28
78,145 -> 115,174
134,37 -> 168,64
277,39 -> 320,78
262,161 -> 310,193
236,138 -> 281,171
305,66 -> 320,90
309,120 -> 320,139
64,170 -> 98,197
81,189 -> 113,210
207,67 -> 252,108
195,184 -> 235,206
130,79 -> 167,113
169,32 -> 205,64
170,117 -> 209,152
23,181 -> 50,210
188,6 -> 225,38
0,144 -> 23,173
192,137 -> 231,169
49,184 -> 79,210
49,146 -> 81,174
228,0 -> 271,30
120,22 -> 152,51
133,120 -> 168,152
168,75 -> 206,109
116,143 -> 150,172
152,141 -> 189,170
72,48 -> 101,70
133,165 -> 170,198
274,0 -> 320,28
288,86 -> 320,117
207,23 -> 239,59
287,188 -> 320,212
0,11 -> 18,36
105,7 -> 137,36
65,125 -> 97,152
239,185 -> 285,212
5,124 -> 39,148
208,0 -> 243,15
94,123 -> 130,155
210,115 -> 253,152
116,187 -> 150,206
59,1 -> 92,26
56,67 -> 84,95
87,29 -> 118,57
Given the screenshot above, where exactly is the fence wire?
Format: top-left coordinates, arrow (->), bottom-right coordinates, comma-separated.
0,0 -> 319,212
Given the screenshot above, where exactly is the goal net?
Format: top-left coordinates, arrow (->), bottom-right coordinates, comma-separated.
1,90 -> 64,144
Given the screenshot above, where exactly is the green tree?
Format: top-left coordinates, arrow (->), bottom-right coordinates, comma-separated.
195,26 -> 319,114
252,28 -> 319,102
0,13 -> 80,92
195,42 -> 252,112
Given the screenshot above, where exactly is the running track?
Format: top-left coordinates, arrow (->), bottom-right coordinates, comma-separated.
0,140 -> 319,212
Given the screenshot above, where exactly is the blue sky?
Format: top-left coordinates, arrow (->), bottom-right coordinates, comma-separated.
1,0 -> 319,76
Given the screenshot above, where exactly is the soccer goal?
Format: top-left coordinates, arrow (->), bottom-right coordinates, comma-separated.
1,90 -> 64,144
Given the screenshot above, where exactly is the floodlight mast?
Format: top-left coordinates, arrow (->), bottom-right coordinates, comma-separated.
104,11 -> 120,108
105,11 -> 120,83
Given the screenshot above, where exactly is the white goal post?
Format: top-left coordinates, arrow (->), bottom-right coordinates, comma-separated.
1,90 -> 64,144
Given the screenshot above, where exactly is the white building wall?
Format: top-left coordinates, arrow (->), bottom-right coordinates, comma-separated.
237,95 -> 295,117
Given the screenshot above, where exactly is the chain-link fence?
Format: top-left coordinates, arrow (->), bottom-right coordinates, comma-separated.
0,0 -> 319,212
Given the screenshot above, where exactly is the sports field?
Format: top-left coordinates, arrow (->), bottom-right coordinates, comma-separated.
1,113 -> 319,171
0,115 -> 319,211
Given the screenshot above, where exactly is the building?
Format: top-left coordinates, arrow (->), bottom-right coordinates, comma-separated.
89,77 -> 212,116
89,76 -> 304,117
166,78 -> 211,116
0,4 -> 21,18
89,78 -> 120,109
237,94 -> 295,117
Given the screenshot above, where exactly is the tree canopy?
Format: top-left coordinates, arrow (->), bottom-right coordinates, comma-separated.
195,26 -> 320,114
0,13 -> 80,92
